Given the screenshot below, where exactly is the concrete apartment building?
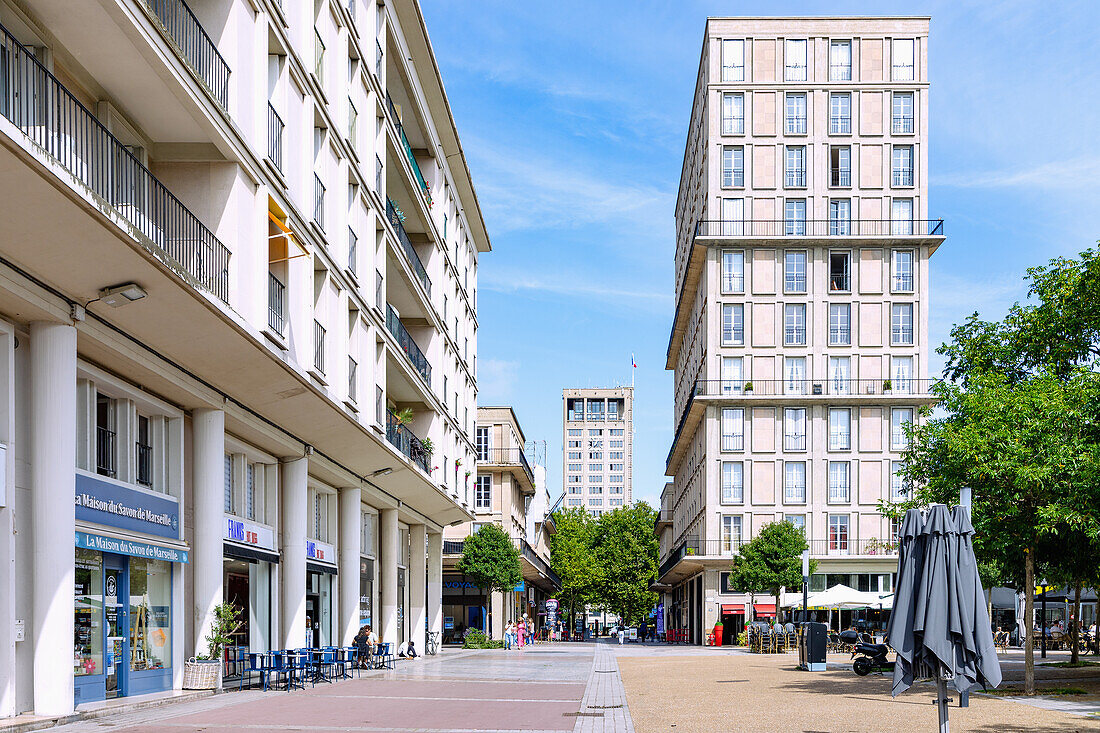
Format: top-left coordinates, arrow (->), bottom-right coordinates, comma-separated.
563,387 -> 634,515
0,0 -> 487,716
442,407 -> 559,643
657,17 -> 943,644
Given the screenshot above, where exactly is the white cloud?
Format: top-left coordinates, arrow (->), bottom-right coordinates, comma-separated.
933,157 -> 1100,190
477,358 -> 520,402
482,271 -> 671,312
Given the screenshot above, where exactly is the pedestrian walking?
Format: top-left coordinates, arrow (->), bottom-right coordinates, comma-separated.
517,618 -> 527,647
617,626 -> 625,645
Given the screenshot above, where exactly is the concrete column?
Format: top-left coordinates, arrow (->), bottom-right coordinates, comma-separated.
30,322 -> 77,715
379,508 -> 398,646
280,456 -> 308,649
192,408 -> 224,657
408,524 -> 426,656
490,590 -> 504,640
426,531 -> 443,647
337,487 -> 362,647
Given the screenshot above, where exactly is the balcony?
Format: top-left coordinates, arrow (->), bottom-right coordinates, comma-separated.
140,0 -> 230,110
0,23 -> 231,303
807,538 -> 898,557
386,304 -> 431,386
695,218 -> 944,239
267,273 -> 286,335
442,539 -> 464,555
386,410 -> 432,475
96,426 -> 117,478
513,536 -> 561,589
386,198 -> 431,296
386,93 -> 432,205
267,103 -> 284,173
477,447 -> 535,486
893,116 -> 915,134
136,442 -> 153,487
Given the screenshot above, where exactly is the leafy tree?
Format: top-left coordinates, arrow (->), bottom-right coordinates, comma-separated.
592,503 -> 659,625
727,521 -> 814,623
549,508 -> 600,631
457,524 -> 522,633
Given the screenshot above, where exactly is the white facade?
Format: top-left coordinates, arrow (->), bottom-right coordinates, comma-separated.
562,387 -> 634,515
0,0 -> 485,716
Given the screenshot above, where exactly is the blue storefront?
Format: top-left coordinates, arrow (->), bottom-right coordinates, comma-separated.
73,473 -> 188,705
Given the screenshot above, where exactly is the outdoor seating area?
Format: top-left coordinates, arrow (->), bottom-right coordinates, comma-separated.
227,644 -> 397,692
746,624 -> 798,654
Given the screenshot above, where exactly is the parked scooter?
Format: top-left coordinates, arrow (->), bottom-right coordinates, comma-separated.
840,630 -> 895,676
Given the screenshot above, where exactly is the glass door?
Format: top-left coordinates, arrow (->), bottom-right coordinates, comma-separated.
103,555 -> 129,698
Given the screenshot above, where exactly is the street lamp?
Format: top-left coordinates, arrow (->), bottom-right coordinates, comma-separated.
801,549 -> 810,624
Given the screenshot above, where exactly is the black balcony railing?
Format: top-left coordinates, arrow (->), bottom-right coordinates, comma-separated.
267,103 -> 284,172
893,169 -> 915,187
688,378 -> 936,399
268,273 -> 285,334
385,93 -> 432,204
136,442 -> 153,487
806,538 -> 898,556
142,0 -> 230,109
0,23 -> 231,303
695,219 -> 944,238
375,40 -> 383,79
386,304 -> 431,385
385,198 -> 431,295
478,447 -> 535,484
830,168 -> 852,187
443,539 -> 464,555
313,320 -> 325,374
313,174 -> 325,230
96,426 -> 117,478
386,410 -> 431,474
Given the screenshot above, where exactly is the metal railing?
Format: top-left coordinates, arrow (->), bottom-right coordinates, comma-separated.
807,538 -> 898,556
386,410 -> 431,474
267,273 -> 285,335
96,426 -> 117,478
784,326 -> 807,345
386,304 -> 431,385
688,378 -> 936,398
375,270 -> 384,311
892,115 -> 915,134
893,169 -> 914,187
347,357 -> 357,403
442,539 -> 464,555
348,227 -> 357,274
513,537 -> 561,588
313,174 -> 325,229
385,198 -> 431,295
830,117 -> 851,135
785,170 -> 807,187
136,442 -> 153,487
375,154 -> 383,194
385,93 -> 431,204
830,273 -> 850,291
893,275 -> 915,292
829,63 -> 852,81
313,320 -> 325,374
142,0 -> 230,109
830,169 -> 851,187
267,103 -> 283,172
477,447 -> 535,484
375,40 -> 383,79
0,23 -> 231,303
695,219 -> 945,238
829,327 -> 851,345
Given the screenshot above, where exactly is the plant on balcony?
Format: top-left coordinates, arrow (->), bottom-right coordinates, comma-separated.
394,407 -> 414,426
685,547 -> 696,555
392,202 -> 407,224
420,437 -> 434,456
883,379 -> 893,393
743,381 -> 754,393
464,470 -> 472,480
727,521 -> 816,624
455,458 -> 462,468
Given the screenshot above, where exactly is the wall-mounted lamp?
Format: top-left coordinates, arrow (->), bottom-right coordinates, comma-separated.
99,283 -> 147,308
370,467 -> 393,477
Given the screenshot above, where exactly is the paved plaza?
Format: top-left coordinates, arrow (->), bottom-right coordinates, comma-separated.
32,642 -> 1100,733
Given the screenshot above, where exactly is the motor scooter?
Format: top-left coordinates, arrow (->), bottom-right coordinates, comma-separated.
840,630 -> 895,676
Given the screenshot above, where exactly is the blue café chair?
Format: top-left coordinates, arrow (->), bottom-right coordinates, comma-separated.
345,646 -> 359,678
321,647 -> 338,682
242,652 -> 264,691
285,649 -> 306,691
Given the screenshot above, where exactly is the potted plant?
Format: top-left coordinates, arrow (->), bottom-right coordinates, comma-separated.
743,381 -> 754,393
464,470 -> 472,481
394,407 -> 414,426
184,603 -> 241,690
882,379 -> 893,394
685,547 -> 696,556
420,437 -> 434,456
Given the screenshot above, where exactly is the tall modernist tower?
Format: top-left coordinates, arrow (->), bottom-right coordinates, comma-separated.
563,388 -> 634,514
657,17 -> 943,644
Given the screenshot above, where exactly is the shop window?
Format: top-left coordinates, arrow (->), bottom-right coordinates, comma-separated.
75,549 -> 104,676
129,558 -> 172,671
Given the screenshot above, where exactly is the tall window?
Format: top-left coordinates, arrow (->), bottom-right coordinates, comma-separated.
891,303 -> 915,345
784,356 -> 806,394
830,251 -> 851,291
721,356 -> 743,394
892,356 -> 914,393
892,92 -> 915,133
721,408 -> 744,452
722,304 -> 744,345
830,146 -> 851,187
828,514 -> 850,552
721,250 -> 745,293
829,199 -> 851,235
722,92 -> 745,135
785,93 -> 807,134
892,38 -> 915,81
829,408 -> 852,450
891,198 -> 914,235
784,250 -> 807,293
720,197 -> 745,236
892,146 -> 915,186
223,454 -> 233,513
891,408 -> 914,450
786,514 -> 806,534
721,39 -> 745,82
784,408 -> 807,451
829,39 -> 852,80
785,146 -> 807,187
892,250 -> 915,292
784,304 -> 807,345
245,464 -> 255,520
784,461 -> 807,503
475,475 -> 491,509
829,304 -> 851,345
721,515 -> 743,553
785,199 -> 807,235
891,461 -> 908,499
828,461 -> 850,502
829,356 -> 851,394
721,146 -> 745,187
721,461 -> 744,503
829,93 -> 851,134
475,426 -> 490,460
136,415 -> 152,488
96,394 -> 117,479
784,39 -> 808,81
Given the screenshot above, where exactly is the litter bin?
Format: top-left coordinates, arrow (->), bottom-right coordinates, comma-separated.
798,622 -> 827,671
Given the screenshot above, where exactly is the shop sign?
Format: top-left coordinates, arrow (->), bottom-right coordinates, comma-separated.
306,539 -> 336,564
76,530 -> 189,563
223,516 -> 276,551
655,603 -> 665,634
75,473 -> 179,539
545,599 -> 559,612
443,579 -> 479,590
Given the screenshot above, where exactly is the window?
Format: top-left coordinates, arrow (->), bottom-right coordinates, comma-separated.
136,415 -> 152,488
784,199 -> 806,235
784,39 -> 807,81
892,356 -> 914,393
829,251 -> 851,291
829,304 -> 851,345
721,408 -> 744,451
568,463 -> 582,472
721,304 -> 744,345
829,146 -> 851,187
892,146 -> 914,186
348,99 -> 358,145
721,515 -> 743,553
893,92 -> 915,134
475,475 -> 491,509
223,454 -> 233,513
75,549 -> 105,677
720,198 -> 745,236
609,498 -> 624,507
609,452 -> 624,460
314,30 -> 326,82
568,429 -> 582,436
567,451 -> 581,459
892,250 -> 915,292
721,356 -> 743,394
891,303 -> 914,345
784,356 -> 806,394
721,250 -> 745,293
568,497 -> 582,506
568,475 -> 581,484
892,38 -> 915,81
128,558 -> 172,672
829,356 -> 851,394
829,93 -> 851,134
891,408 -> 914,450
95,394 -> 117,479
784,408 -> 807,451
721,146 -> 745,187
786,514 -> 806,534
610,474 -> 624,483
475,426 -> 490,460
828,461 -> 850,503
829,199 -> 851,236
588,463 -> 602,471
721,39 -> 745,82
610,485 -> 623,494
829,408 -> 852,450
784,250 -> 807,293
590,487 -> 604,497
785,93 -> 807,134
588,498 -> 602,507
610,440 -> 624,448
785,146 -> 806,187
721,92 -> 745,134
891,461 -> 908,500
891,198 -> 914,235
721,461 -> 743,503
588,429 -> 602,436
784,461 -> 806,503
784,304 -> 806,345
828,514 -> 850,552
244,463 -> 255,519
347,356 -> 358,402
313,319 -> 326,374
610,428 -> 624,436
312,492 -> 326,540
829,40 -> 852,80
314,174 -> 326,230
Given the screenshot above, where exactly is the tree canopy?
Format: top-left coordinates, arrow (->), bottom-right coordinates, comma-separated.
727,521 -> 814,620
457,524 -> 522,594
549,507 -> 601,620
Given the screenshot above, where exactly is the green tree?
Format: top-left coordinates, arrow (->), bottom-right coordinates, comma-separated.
592,503 -> 659,625
457,524 -> 522,633
549,508 -> 599,631
727,521 -> 814,623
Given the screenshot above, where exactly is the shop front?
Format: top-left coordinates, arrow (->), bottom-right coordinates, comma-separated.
306,539 -> 336,647
222,516 -> 278,654
442,574 -> 486,644
73,473 -> 187,705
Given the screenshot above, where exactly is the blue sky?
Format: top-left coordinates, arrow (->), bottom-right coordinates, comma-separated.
421,0 -> 1100,507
